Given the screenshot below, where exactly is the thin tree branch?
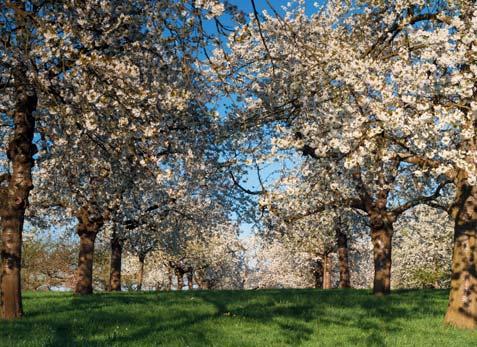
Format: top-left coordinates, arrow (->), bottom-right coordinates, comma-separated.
229,171 -> 265,195
250,0 -> 276,78
392,181 -> 450,216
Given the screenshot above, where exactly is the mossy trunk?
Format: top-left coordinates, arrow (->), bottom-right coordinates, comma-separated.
445,183 -> 477,329
0,76 -> 37,319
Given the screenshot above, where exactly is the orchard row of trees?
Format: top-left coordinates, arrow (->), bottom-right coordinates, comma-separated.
206,0 -> 476,328
19,226 -> 245,292
17,204 -> 452,292
0,0 -> 476,331
0,0 -> 250,319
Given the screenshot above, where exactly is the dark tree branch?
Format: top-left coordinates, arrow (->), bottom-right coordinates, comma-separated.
366,12 -> 451,57
392,181 -> 450,216
123,200 -> 174,230
250,0 -> 276,78
229,171 -> 265,195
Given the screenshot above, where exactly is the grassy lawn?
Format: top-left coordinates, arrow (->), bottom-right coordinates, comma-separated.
0,289 -> 476,346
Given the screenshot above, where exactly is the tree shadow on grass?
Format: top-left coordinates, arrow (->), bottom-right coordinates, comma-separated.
196,290 -> 316,345
308,288 -> 449,346
187,289 -> 429,346
198,288 -> 452,346
0,289 -> 454,346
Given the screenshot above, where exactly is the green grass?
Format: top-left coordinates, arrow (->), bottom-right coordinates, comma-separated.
1,289 -> 476,346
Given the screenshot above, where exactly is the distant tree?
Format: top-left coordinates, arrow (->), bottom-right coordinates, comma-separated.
21,237 -> 76,291
393,206 -> 453,289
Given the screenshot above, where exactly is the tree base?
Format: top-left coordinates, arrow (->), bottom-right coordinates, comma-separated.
373,293 -> 388,297
444,308 -> 477,329
0,310 -> 23,320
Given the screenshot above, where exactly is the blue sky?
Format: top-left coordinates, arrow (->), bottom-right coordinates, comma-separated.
202,0 -> 323,236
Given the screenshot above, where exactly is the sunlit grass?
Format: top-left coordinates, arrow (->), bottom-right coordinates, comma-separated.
0,289 -> 475,346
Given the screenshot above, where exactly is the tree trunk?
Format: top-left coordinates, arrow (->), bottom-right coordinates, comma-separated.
312,260 -> 323,288
194,270 -> 208,290
323,252 -> 332,289
137,255 -> 145,291
0,76 -> 37,319
336,229 -> 351,288
167,267 -> 173,291
445,183 -> 477,329
176,269 -> 184,290
75,231 -> 97,295
371,225 -> 393,295
109,234 -> 122,292
187,271 -> 193,290
74,207 -> 103,295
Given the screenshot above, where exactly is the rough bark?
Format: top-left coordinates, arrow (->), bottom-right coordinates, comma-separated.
0,74 -> 37,319
137,255 -> 145,291
75,231 -> 97,294
371,225 -> 393,295
336,229 -> 351,288
109,233 -> 122,292
444,183 -> 477,329
74,207 -> 103,295
323,252 -> 332,289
